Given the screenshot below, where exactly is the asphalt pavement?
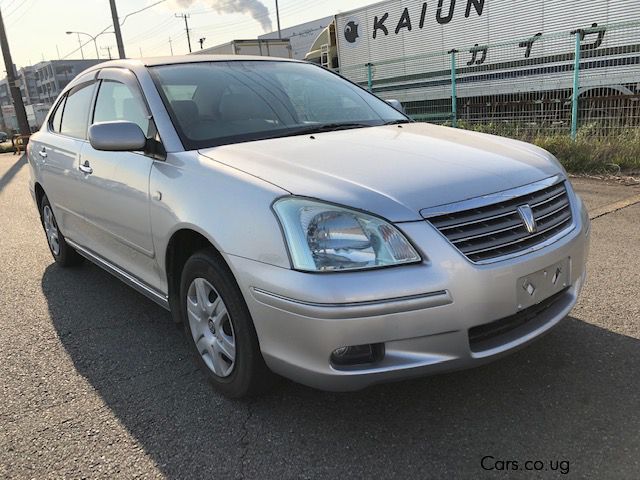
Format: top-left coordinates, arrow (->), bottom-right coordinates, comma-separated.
1,153 -> 638,479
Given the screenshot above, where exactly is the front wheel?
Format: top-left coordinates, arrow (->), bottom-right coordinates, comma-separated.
180,249 -> 274,398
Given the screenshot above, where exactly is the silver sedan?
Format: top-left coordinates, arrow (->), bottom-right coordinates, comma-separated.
27,56 -> 590,397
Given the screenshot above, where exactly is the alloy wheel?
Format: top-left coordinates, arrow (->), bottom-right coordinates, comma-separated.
186,277 -> 236,377
42,205 -> 60,256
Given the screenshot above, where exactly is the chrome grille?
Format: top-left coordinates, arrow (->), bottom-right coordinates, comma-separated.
427,181 -> 573,263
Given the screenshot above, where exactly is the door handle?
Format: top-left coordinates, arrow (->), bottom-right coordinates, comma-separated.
38,147 -> 47,158
79,160 -> 93,175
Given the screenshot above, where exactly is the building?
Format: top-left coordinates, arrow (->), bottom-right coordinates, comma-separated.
0,59 -> 102,131
259,16 -> 333,60
0,65 -> 39,109
33,59 -> 102,106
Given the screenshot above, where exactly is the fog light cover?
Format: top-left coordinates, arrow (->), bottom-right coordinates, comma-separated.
330,344 -> 384,366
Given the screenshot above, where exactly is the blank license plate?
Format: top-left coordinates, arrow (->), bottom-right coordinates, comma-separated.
517,258 -> 571,310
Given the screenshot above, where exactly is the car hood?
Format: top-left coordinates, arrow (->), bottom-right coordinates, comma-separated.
199,123 -> 562,222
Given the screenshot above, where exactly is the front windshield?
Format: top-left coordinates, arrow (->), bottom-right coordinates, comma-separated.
149,61 -> 408,149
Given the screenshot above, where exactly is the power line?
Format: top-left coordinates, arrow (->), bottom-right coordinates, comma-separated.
4,0 -> 27,18
145,30 -> 186,56
9,0 -> 38,23
1,0 -> 20,12
61,0 -> 167,60
126,15 -> 174,43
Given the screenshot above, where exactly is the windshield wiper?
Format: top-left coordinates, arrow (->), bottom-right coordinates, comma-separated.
293,122 -> 373,135
383,119 -> 413,125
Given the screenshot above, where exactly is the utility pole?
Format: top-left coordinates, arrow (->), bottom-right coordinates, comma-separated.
169,37 -> 173,55
76,33 -> 85,59
198,37 -> 206,50
101,46 -> 113,59
109,0 -> 126,58
275,0 -> 281,39
175,13 -> 191,53
0,8 -> 30,136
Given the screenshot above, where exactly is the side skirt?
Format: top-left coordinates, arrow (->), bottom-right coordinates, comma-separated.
65,238 -> 171,311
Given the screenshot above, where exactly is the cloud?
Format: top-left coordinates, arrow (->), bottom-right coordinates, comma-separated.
174,0 -> 273,32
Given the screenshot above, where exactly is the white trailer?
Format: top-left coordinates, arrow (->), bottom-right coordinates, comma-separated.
307,0 -> 640,105
195,39 -> 293,59
259,17 -> 333,60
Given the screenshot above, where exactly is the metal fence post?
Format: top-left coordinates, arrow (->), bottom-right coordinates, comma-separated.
449,49 -> 458,128
366,63 -> 373,92
570,30 -> 582,141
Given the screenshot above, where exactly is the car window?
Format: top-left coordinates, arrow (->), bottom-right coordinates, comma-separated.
59,82 -> 96,139
50,95 -> 67,133
93,80 -> 150,135
272,71 -> 377,124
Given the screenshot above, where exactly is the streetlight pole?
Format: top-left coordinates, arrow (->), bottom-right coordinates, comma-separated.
67,31 -> 100,58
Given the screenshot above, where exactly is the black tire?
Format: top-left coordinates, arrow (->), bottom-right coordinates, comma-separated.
180,249 -> 274,398
39,194 -> 83,267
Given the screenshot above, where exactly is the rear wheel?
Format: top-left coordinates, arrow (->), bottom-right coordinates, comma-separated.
180,249 -> 274,398
39,195 -> 83,267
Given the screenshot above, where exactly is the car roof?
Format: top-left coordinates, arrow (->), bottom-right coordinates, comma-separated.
65,54 -> 305,92
83,54 -> 301,71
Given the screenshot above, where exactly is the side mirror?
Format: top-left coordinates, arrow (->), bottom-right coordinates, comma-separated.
88,121 -> 147,152
386,99 -> 406,114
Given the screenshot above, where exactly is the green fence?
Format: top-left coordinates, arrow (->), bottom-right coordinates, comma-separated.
340,21 -> 640,141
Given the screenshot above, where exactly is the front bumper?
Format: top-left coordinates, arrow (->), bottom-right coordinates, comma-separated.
226,191 -> 590,392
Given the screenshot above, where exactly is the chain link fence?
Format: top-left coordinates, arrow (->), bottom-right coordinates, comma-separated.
340,21 -> 640,141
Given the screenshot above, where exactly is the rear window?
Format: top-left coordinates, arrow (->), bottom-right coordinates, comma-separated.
49,95 -> 66,133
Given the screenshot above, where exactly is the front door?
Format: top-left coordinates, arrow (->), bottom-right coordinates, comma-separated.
79,68 -> 160,290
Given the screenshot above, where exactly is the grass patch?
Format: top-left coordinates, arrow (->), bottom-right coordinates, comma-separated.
533,132 -> 640,174
453,122 -> 640,174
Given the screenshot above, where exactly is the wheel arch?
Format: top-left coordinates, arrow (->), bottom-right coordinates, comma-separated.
164,226 -> 231,323
34,182 -> 45,210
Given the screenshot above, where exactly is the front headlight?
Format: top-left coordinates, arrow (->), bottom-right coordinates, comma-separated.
273,198 -> 421,272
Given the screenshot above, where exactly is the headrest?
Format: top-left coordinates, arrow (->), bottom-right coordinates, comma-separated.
218,93 -> 273,122
171,100 -> 199,126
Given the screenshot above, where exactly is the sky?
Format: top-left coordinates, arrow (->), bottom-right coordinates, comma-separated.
1,0 -> 378,68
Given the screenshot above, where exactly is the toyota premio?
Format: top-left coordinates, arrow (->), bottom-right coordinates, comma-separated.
27,56 -> 590,397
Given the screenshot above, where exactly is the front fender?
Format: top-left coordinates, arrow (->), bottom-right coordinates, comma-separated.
149,151 -> 291,293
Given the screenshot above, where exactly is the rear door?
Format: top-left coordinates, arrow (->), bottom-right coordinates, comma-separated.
78,68 -> 160,289
37,77 -> 97,244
